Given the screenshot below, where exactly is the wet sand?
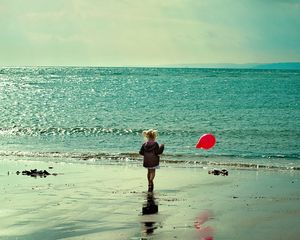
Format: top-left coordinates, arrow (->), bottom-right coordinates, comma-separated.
0,158 -> 299,240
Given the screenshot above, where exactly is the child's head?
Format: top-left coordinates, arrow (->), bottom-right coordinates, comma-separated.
143,129 -> 157,141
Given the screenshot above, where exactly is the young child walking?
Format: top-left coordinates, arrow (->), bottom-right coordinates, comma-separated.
139,129 -> 164,192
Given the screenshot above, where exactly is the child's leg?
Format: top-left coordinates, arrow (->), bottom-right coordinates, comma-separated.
147,169 -> 155,183
147,169 -> 156,191
149,169 -> 156,183
147,169 -> 151,184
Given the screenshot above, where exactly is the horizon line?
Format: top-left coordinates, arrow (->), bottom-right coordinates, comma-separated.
1,61 -> 300,69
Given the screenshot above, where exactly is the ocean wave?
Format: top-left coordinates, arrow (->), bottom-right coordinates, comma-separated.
0,127 -> 141,136
0,126 -> 212,137
1,150 -> 299,171
1,126 -> 298,138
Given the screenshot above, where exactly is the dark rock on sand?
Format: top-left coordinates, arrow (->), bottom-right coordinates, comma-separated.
208,169 -> 229,176
16,169 -> 57,178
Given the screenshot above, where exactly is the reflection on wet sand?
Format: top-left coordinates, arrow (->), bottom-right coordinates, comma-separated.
141,192 -> 159,235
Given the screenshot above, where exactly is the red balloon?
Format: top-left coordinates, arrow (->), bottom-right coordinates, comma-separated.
196,134 -> 216,150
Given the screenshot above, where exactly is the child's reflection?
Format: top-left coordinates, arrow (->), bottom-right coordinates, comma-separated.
141,192 -> 159,235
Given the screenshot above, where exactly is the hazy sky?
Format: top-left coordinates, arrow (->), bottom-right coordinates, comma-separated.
1,0 -> 300,66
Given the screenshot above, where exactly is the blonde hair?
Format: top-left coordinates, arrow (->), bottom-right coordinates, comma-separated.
143,129 -> 157,140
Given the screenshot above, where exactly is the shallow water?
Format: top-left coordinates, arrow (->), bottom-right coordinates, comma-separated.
1,158 -> 299,240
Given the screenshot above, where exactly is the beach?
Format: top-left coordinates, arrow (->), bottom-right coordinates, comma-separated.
1,157 -> 299,240
1,0 -> 300,238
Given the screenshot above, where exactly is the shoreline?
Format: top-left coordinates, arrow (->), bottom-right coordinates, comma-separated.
1,151 -> 299,172
1,158 -> 300,240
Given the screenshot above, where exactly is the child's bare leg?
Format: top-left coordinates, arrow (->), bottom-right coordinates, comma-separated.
147,169 -> 155,184
150,169 -> 156,183
147,169 -> 151,185
147,169 -> 155,191
149,169 -> 156,191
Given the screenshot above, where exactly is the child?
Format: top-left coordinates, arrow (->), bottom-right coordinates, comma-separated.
139,129 -> 164,192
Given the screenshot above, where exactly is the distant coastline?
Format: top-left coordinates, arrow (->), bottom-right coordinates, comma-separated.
162,62 -> 300,70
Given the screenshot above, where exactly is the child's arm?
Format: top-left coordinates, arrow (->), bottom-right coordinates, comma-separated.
157,143 -> 164,154
139,144 -> 145,155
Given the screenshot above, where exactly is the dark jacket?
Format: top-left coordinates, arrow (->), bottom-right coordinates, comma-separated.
139,141 -> 164,168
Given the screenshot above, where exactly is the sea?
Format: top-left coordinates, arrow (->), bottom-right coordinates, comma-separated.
0,67 -> 299,170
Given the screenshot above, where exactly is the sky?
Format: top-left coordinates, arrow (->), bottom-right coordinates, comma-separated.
0,0 -> 300,67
